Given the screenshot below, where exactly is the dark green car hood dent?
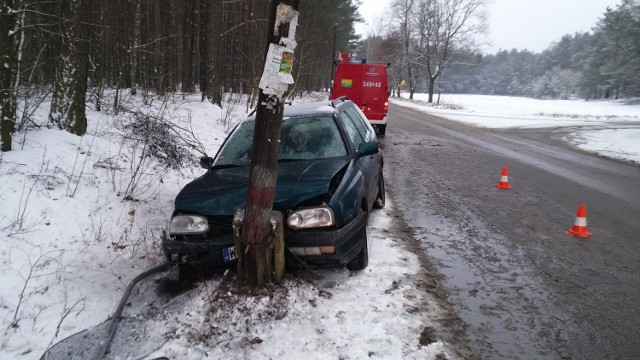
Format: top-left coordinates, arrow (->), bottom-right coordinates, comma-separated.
174,158 -> 350,216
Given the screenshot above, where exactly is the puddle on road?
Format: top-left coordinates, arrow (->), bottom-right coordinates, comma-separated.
406,210 -> 563,359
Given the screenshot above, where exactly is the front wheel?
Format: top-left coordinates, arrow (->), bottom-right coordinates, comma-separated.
347,237 -> 369,271
373,171 -> 385,209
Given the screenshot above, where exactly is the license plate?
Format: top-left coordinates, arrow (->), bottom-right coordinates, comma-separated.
222,246 -> 238,262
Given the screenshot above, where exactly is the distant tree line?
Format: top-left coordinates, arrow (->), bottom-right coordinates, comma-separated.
431,0 -> 640,100
0,0 -> 362,152
356,0 -> 488,103
6,0 -> 634,152
359,0 -> 640,102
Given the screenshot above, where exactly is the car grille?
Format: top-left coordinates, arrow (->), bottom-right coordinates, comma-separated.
206,215 -> 233,231
206,215 -> 234,240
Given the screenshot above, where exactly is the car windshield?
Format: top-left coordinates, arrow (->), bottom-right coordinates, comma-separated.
214,115 -> 348,166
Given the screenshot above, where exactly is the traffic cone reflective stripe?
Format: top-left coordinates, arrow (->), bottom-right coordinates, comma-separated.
496,167 -> 511,189
567,204 -> 592,238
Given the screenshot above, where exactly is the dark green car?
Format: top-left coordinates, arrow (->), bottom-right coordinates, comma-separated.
163,98 -> 385,271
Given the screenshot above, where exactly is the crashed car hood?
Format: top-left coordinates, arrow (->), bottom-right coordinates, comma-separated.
174,158 -> 350,216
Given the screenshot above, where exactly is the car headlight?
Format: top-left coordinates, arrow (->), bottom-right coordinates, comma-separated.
287,207 -> 335,229
169,215 -> 209,235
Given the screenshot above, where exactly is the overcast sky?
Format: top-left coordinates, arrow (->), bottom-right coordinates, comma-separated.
356,0 -> 622,53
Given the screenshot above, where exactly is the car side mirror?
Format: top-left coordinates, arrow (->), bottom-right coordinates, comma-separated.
200,156 -> 215,169
357,141 -> 378,158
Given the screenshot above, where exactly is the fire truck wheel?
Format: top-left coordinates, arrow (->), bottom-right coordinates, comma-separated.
378,125 -> 386,137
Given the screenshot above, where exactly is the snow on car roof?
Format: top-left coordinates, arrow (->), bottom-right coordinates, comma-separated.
284,101 -> 337,117
247,101 -> 337,121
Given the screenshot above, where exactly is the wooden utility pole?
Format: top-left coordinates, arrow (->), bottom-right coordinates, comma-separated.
237,0 -> 299,287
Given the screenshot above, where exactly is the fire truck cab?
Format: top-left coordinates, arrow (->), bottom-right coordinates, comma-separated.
331,54 -> 390,137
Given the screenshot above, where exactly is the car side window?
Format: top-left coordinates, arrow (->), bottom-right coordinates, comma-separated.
339,111 -> 365,149
344,107 -> 373,141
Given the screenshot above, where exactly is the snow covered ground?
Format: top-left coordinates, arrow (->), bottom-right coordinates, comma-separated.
394,93 -> 640,164
1,91 -> 639,360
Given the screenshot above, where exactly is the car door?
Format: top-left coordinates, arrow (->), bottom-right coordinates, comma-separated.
341,107 -> 379,206
338,109 -> 369,199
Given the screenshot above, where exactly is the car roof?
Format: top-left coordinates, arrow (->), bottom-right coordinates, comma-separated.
283,101 -> 336,118
247,99 -> 355,120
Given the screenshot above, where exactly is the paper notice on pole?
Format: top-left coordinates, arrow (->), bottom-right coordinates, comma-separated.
259,44 -> 295,97
277,6 -> 299,50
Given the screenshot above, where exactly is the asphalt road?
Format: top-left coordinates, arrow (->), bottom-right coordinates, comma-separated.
380,104 -> 640,359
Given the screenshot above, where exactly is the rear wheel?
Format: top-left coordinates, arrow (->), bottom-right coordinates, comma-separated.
378,124 -> 387,137
373,171 -> 385,209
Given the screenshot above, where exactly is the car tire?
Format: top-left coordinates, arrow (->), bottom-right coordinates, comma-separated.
347,236 -> 369,271
373,171 -> 385,209
378,125 -> 386,137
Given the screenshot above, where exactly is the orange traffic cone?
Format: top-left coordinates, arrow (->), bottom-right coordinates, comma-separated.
567,204 -> 592,238
496,167 -> 512,189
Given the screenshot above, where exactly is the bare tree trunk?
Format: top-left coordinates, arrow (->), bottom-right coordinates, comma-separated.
181,0 -> 195,92
153,0 -> 166,95
210,0 -> 223,104
199,0 -> 209,98
414,0 -> 487,103
90,2 -> 106,111
130,0 -> 142,95
200,0 -> 222,104
398,0 -> 415,100
49,0 -> 89,136
165,0 -> 179,92
428,76 -> 436,103
0,0 -> 18,151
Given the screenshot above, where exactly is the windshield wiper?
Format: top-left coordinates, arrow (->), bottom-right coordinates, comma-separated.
211,163 -> 245,169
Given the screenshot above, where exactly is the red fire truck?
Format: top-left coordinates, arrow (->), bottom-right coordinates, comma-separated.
331,53 -> 390,137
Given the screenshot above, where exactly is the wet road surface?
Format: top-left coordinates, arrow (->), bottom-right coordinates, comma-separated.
380,104 -> 640,359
